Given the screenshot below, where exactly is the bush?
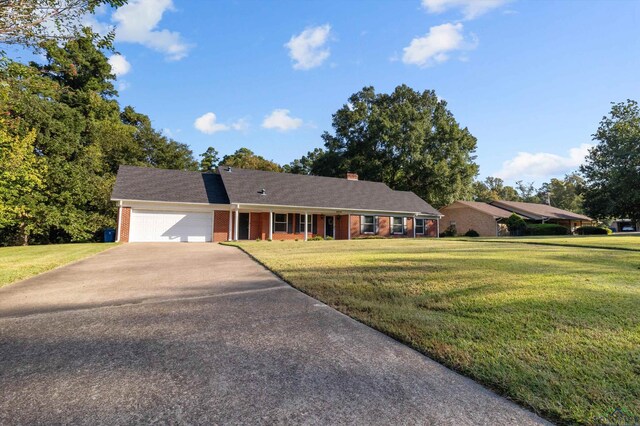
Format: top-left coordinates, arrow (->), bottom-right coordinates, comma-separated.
506,213 -> 527,236
355,235 -> 387,239
464,229 -> 480,237
443,224 -> 457,237
526,223 -> 570,236
324,236 -> 334,240
575,226 -> 611,235
309,236 -> 324,241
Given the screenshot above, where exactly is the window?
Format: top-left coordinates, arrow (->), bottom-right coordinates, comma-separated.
392,217 -> 404,234
273,213 -> 287,233
415,218 -> 425,235
361,215 -> 375,233
298,214 -> 313,233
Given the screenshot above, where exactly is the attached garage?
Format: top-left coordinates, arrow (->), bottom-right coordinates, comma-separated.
129,210 -> 212,242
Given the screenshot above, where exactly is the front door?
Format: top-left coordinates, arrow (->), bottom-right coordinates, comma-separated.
238,213 -> 250,240
325,216 -> 334,238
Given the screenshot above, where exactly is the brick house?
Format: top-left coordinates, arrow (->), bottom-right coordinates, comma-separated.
111,166 -> 442,242
440,200 -> 593,236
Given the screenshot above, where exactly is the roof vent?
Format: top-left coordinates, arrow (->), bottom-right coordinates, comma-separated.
258,188 -> 267,196
225,166 -> 232,172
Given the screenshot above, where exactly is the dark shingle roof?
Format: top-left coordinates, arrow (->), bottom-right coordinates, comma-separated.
218,166 -> 441,215
490,200 -> 592,221
111,165 -> 229,204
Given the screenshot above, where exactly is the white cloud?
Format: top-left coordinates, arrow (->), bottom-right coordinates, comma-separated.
194,113 -> 229,134
402,22 -> 477,67
116,80 -> 130,92
421,0 -> 510,20
262,109 -> 303,131
495,144 -> 593,180
285,24 -> 332,70
231,118 -> 250,132
111,0 -> 191,61
108,54 -> 131,76
194,113 -> 249,135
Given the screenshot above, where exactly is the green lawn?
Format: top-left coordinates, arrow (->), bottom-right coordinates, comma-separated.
468,234 -> 640,251
229,239 -> 640,425
0,243 -> 116,288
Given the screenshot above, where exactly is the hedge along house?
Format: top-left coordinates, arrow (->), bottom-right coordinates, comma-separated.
440,200 -> 593,237
111,165 -> 442,243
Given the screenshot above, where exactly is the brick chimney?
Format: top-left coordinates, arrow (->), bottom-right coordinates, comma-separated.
346,172 -> 359,181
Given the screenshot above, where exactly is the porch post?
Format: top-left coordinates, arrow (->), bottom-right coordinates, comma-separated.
348,214 -> 351,240
234,206 -> 239,241
413,216 -> 416,238
436,218 -> 440,238
228,207 -> 233,241
304,211 -> 308,241
268,210 -> 273,240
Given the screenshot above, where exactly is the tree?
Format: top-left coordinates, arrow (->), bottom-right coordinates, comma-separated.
580,100 -> 640,222
199,147 -> 219,172
283,148 -> 324,175
220,148 -> 282,172
515,180 -> 540,203
301,85 -> 478,207
537,173 -> 585,213
0,127 -> 47,245
0,0 -> 126,48
471,177 -> 519,202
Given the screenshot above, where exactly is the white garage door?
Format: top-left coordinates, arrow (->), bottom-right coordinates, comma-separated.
129,210 -> 212,242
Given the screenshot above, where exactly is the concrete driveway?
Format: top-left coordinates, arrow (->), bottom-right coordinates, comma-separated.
0,243 -> 549,425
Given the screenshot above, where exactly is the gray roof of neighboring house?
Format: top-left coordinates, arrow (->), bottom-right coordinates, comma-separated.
111,165 -> 229,204
490,200 -> 592,221
441,201 -> 514,219
217,166 -> 441,215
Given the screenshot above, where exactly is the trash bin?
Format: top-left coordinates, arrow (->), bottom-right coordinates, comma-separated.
103,228 -> 116,242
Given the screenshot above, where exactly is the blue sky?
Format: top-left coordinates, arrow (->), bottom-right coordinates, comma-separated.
92,0 -> 638,184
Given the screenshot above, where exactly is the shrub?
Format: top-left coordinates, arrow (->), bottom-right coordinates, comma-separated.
355,235 -> 387,239
526,223 -> 570,236
506,213 -> 527,236
464,229 -> 480,237
255,238 -> 262,241
309,236 -> 324,241
575,226 -> 611,235
324,236 -> 334,240
443,224 -> 457,237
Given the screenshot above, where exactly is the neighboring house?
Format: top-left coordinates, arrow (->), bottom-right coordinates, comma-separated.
440,200 -> 593,236
439,201 -> 513,237
111,165 -> 442,242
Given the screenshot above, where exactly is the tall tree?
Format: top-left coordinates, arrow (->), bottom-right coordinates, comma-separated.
515,180 -> 540,203
303,85 -> 478,207
283,147 -> 324,175
580,100 -> 640,221
537,173 -> 585,213
221,148 -> 282,172
199,146 -> 220,172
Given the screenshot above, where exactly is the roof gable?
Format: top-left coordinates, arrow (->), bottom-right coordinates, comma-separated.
111,165 -> 229,204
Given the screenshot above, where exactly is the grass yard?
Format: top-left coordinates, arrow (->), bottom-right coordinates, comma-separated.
230,239 -> 640,425
0,243 -> 116,288
469,234 -> 640,251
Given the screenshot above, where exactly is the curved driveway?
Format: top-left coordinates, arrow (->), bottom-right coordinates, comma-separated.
0,243 -> 549,425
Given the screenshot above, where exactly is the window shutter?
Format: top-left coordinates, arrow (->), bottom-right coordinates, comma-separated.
312,215 -> 318,234
288,214 -> 294,234
295,214 -> 301,234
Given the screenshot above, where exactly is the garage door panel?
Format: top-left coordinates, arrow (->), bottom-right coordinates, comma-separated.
130,210 -> 212,242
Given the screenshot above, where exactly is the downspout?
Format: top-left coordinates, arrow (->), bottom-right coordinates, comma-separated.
116,200 -> 122,242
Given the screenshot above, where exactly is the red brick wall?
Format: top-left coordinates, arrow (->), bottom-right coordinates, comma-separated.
213,210 -> 232,242
118,207 -> 131,242
440,206 -> 497,237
